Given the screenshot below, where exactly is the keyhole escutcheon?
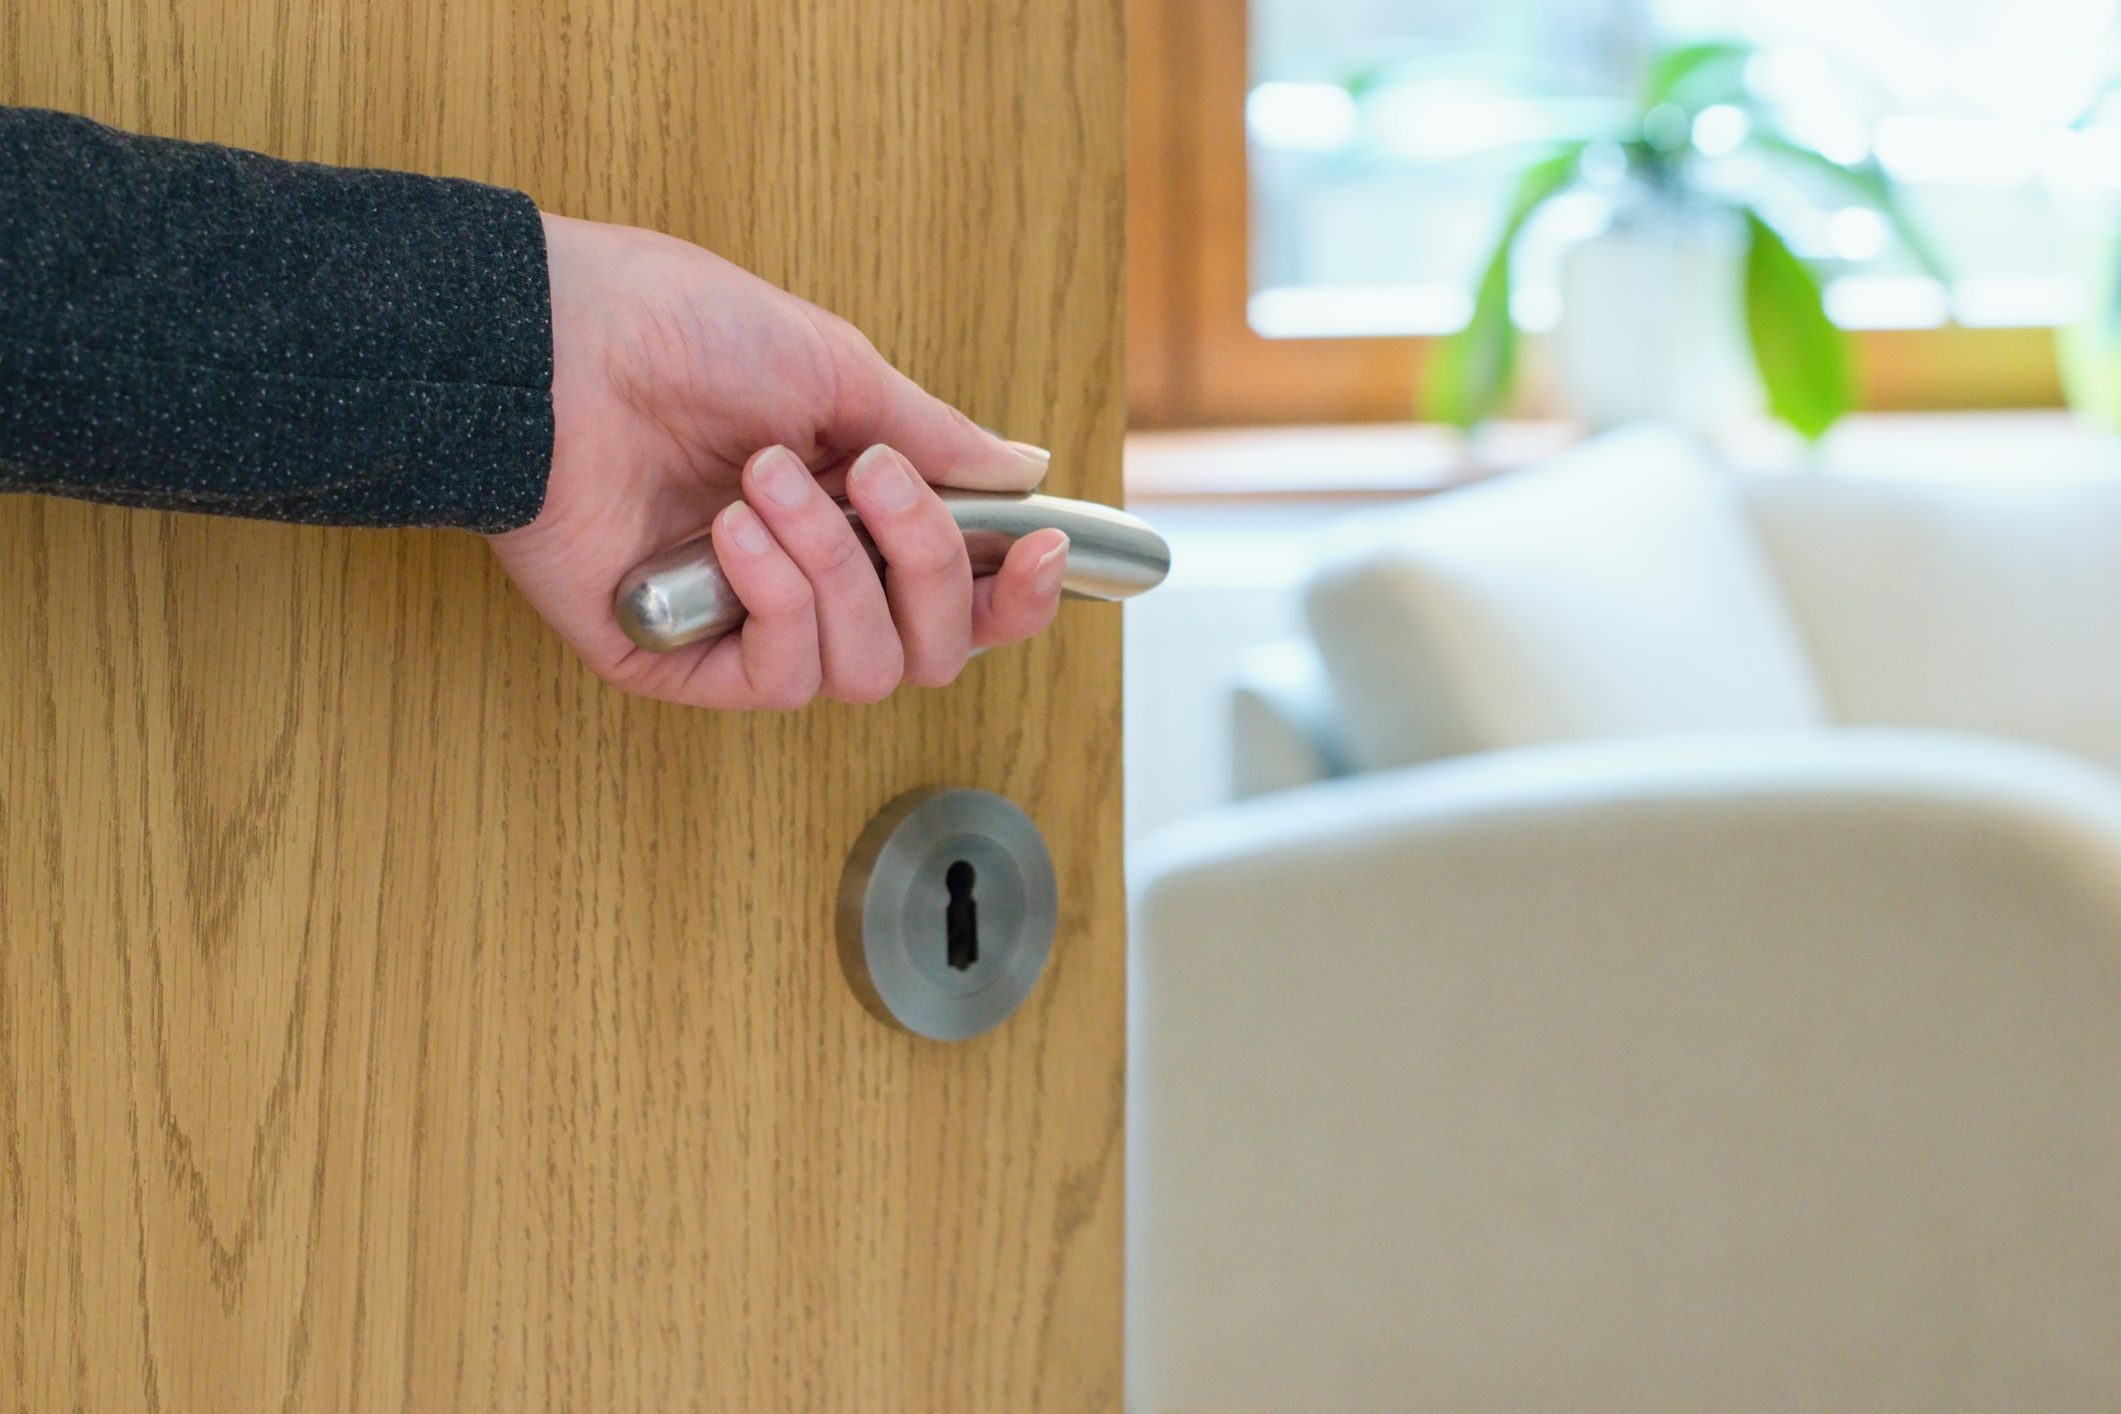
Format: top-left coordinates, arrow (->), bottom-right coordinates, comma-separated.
839,787 -> 1056,1040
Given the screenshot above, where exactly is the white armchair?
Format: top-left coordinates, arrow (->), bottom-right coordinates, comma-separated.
1129,429 -> 2121,1411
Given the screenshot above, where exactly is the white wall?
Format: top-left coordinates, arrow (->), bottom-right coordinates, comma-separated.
1123,501 -> 1377,846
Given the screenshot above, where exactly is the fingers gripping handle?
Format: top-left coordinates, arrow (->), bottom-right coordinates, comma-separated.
614,490 -> 1172,652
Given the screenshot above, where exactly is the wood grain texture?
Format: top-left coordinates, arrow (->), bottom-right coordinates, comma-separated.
0,2 -> 1126,1408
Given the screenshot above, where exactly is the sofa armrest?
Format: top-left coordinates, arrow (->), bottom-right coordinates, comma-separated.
1130,729 -> 2121,1412
1227,639 -> 1352,799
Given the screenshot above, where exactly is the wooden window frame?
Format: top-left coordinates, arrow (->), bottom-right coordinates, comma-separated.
1127,0 -> 2065,429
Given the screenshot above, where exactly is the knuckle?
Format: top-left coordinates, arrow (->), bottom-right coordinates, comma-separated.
795,302 -> 886,420
892,522 -> 969,577
595,657 -> 656,697
991,607 -> 1052,648
810,525 -> 872,580
906,654 -> 966,689
822,310 -> 884,376
833,653 -> 903,705
842,321 -> 882,362
811,306 -> 874,357
842,680 -> 897,706
761,672 -> 821,712
591,655 -> 635,687
752,574 -> 814,620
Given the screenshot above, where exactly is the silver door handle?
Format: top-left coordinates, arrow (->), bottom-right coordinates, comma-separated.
615,490 -> 1171,652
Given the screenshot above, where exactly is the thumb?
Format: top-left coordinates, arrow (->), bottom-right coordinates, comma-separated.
829,334 -> 1050,492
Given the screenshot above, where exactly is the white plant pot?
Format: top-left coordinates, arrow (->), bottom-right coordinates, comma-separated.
1553,206 -> 1761,434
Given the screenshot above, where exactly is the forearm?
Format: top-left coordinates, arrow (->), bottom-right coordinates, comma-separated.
0,106 -> 554,531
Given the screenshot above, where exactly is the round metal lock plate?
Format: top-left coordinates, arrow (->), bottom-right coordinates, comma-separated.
837,787 -> 1057,1041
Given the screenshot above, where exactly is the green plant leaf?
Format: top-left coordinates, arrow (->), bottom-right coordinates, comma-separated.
1425,237 -> 1517,428
1746,130 -> 1950,282
1423,143 -> 1586,427
1341,61 -> 1397,100
1641,40 -> 1753,113
1742,209 -> 1853,440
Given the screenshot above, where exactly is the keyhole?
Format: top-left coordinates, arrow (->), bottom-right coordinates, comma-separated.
945,860 -> 979,972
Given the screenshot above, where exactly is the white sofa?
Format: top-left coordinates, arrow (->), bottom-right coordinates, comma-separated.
1129,428 -> 2121,1411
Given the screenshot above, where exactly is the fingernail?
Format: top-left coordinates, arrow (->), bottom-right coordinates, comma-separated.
753,446 -> 812,508
722,501 -> 772,554
1035,535 -> 1069,596
1007,439 -> 1052,472
850,445 -> 919,511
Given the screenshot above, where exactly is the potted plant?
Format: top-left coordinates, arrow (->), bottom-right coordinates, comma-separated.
1416,41 -> 1946,439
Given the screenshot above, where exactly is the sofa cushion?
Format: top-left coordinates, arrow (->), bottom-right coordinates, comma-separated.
1229,640 -> 1351,799
1746,471 -> 2121,772
1305,426 -> 1827,770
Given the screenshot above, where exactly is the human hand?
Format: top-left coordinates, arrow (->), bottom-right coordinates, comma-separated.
487,212 -> 1067,710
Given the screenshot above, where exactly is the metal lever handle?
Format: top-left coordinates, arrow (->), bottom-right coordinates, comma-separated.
615,490 -> 1171,652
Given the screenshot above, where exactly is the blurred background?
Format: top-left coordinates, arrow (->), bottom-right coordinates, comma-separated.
1120,1 -> 2121,1407
1125,0 -> 2121,843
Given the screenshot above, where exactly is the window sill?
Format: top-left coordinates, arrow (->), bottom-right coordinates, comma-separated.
1123,420 -> 1578,503
1124,410 -> 2120,504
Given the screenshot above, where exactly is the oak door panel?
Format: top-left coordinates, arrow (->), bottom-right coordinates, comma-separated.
0,2 -> 1125,1407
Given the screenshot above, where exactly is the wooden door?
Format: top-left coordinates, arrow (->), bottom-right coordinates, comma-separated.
0,3 -> 1125,1408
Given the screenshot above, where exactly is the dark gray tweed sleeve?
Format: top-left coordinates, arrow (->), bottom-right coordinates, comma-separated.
0,106 -> 554,532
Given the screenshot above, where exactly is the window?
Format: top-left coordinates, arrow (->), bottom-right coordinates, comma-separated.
1248,0 -> 2121,339
1128,0 -> 2113,426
